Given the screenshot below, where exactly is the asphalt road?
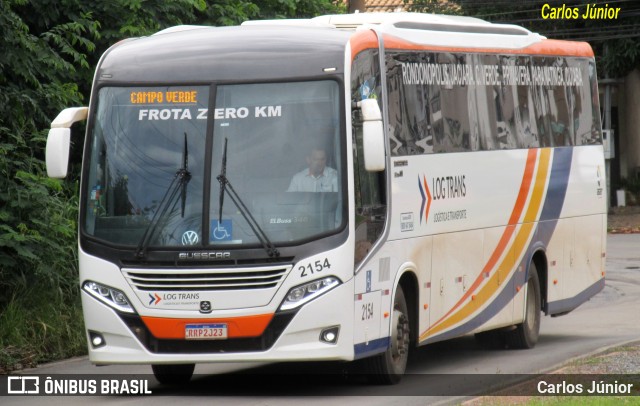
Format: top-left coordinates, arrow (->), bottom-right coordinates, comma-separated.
4,233 -> 640,405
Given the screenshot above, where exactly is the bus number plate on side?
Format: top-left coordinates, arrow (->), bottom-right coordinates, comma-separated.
185,323 -> 228,340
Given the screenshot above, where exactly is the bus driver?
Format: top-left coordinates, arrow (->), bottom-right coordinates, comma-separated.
287,146 -> 338,192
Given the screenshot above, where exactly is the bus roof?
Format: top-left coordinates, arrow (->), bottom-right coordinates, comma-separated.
312,12 -> 495,30
97,13 -> 593,84
96,25 -> 351,83
248,12 -> 545,50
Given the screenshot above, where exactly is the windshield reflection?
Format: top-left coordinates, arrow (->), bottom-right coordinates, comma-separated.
83,81 -> 344,249
210,80 -> 344,246
84,86 -> 208,247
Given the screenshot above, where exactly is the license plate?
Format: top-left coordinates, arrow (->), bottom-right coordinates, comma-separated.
185,323 -> 228,340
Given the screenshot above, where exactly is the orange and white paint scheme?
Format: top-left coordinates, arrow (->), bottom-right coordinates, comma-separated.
47,12 -> 606,383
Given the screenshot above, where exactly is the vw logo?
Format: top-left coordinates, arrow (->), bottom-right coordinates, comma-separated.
181,230 -> 199,246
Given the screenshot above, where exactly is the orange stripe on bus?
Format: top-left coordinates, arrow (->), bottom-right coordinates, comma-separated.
448,224 -> 534,333
523,148 -> 552,223
141,313 -> 274,340
420,149 -> 551,340
420,149 -> 538,339
381,34 -> 594,57
350,30 -> 593,66
437,150 -> 551,333
349,30 -> 379,61
480,149 -> 538,274
422,149 -> 553,339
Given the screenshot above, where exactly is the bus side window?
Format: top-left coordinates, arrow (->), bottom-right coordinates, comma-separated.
352,49 -> 386,265
549,86 -> 572,147
575,59 -> 601,146
352,118 -> 386,265
588,61 -> 603,145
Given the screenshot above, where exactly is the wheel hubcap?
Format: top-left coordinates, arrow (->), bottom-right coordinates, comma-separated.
391,309 -> 410,361
525,281 -> 536,329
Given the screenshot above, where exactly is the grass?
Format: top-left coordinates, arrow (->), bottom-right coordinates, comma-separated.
472,398 -> 640,405
465,344 -> 640,405
0,284 -> 86,373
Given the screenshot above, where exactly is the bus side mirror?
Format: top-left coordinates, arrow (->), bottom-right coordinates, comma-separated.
46,128 -> 71,178
358,99 -> 385,172
46,107 -> 88,178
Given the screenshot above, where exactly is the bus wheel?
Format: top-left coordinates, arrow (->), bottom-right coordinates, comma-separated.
366,285 -> 410,384
506,263 -> 541,349
152,363 -> 195,385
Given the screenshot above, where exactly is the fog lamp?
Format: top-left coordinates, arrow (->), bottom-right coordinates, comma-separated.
320,326 -> 340,344
89,331 -> 106,348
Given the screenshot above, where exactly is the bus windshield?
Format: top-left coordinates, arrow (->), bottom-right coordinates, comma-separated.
83,80 -> 344,249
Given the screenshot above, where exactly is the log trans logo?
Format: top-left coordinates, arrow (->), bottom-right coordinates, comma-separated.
418,175 -> 432,224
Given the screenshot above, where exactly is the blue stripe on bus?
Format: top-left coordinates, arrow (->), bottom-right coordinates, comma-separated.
547,277 -> 605,315
424,148 -> 574,344
539,148 -> 573,222
354,337 -> 390,359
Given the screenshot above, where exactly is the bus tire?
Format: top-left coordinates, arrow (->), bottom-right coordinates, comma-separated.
365,284 -> 410,385
506,263 -> 541,349
152,363 -> 195,385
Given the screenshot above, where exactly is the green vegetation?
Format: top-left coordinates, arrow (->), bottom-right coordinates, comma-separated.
0,0 -> 341,372
410,0 -> 640,78
0,0 -> 89,372
471,397 -> 640,405
469,344 -> 640,404
1,0 -> 637,372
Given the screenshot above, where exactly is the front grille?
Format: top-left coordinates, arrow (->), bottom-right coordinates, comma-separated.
122,265 -> 291,291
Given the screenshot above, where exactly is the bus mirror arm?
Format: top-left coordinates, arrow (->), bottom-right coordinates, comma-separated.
357,99 -> 385,172
46,107 -> 88,178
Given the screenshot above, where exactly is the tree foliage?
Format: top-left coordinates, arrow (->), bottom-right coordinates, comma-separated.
0,0 -> 342,370
408,1 -> 640,78
3,0 -> 637,373
0,0 -> 92,298
0,0 -> 97,369
406,0 -> 461,15
450,0 -> 640,78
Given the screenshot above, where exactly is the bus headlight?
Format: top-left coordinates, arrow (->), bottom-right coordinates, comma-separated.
83,281 -> 136,314
279,276 -> 341,311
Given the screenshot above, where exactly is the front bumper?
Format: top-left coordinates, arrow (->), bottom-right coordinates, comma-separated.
83,277 -> 355,365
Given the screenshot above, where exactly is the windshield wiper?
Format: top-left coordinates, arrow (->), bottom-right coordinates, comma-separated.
136,133 -> 191,258
217,138 -> 279,258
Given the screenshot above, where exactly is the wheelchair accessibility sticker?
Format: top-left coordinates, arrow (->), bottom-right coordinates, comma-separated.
211,220 -> 233,241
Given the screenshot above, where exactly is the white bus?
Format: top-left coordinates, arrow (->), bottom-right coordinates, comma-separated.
46,12 -> 606,384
